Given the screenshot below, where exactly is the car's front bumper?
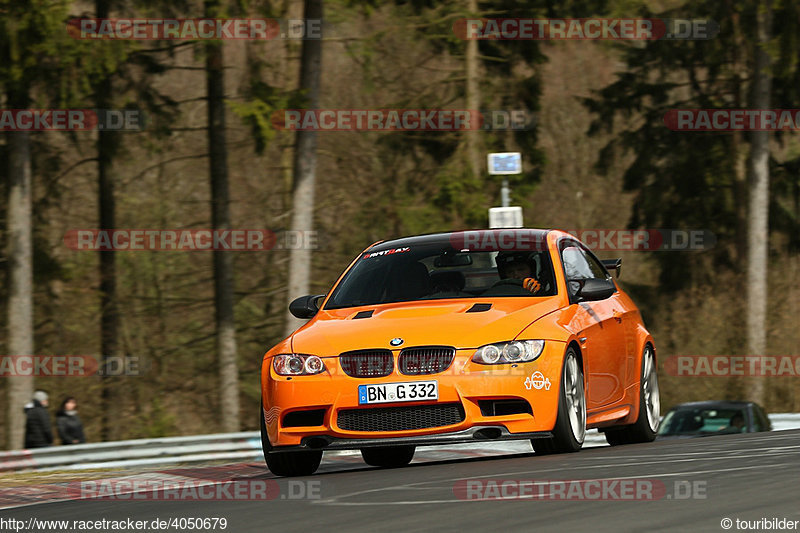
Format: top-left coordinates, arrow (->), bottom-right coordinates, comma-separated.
261,342 -> 566,448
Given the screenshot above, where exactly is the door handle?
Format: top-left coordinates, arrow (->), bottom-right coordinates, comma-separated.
612,310 -> 623,323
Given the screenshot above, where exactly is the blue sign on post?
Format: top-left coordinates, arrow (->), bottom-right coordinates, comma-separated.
487,152 -> 522,175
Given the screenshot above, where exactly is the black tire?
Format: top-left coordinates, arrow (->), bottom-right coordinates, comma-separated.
604,344 -> 660,446
361,445 -> 416,468
260,404 -> 322,476
531,347 -> 586,455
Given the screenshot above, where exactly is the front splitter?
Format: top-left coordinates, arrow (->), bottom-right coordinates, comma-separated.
270,426 -> 553,452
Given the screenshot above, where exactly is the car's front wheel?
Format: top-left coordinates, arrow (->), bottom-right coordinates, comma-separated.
531,347 -> 586,455
605,344 -> 660,446
361,445 -> 416,468
260,404 -> 322,476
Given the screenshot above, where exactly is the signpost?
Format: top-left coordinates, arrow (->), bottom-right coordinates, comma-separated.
487,152 -> 523,228
488,206 -> 523,228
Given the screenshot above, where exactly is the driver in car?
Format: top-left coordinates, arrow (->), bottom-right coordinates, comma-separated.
720,413 -> 746,433
496,252 -> 542,294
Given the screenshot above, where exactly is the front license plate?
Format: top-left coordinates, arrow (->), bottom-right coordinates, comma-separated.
358,381 -> 438,405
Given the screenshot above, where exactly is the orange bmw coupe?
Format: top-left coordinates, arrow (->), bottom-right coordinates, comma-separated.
260,229 -> 660,476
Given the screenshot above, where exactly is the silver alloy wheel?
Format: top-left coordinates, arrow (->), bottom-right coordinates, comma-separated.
564,353 -> 586,443
642,346 -> 660,432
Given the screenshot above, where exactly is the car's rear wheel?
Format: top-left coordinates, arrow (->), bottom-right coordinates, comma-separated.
361,445 -> 416,468
260,404 -> 322,476
604,344 -> 660,446
531,347 -> 586,455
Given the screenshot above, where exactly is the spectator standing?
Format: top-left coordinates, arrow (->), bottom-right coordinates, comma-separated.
24,390 -> 53,449
56,397 -> 86,445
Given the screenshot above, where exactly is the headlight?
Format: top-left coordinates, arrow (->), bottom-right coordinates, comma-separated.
480,344 -> 502,364
472,340 -> 545,364
273,354 -> 326,375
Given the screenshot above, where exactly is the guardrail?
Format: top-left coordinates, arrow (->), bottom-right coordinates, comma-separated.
0,432 -> 263,473
2,413 -> 798,473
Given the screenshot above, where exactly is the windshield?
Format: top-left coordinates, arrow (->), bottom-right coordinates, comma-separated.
657,407 -> 747,436
325,244 -> 557,309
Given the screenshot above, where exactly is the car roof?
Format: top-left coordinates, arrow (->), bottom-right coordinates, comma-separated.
368,229 -> 553,252
667,400 -> 756,410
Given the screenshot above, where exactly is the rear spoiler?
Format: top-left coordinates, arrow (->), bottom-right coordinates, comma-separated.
601,258 -> 622,278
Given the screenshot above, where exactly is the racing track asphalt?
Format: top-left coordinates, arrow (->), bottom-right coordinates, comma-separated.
2,430 -> 798,533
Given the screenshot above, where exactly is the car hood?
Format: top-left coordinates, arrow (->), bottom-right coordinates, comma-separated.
290,298 -> 561,355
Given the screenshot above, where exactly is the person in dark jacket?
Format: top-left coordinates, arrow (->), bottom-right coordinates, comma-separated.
56,397 -> 86,445
24,390 -> 53,449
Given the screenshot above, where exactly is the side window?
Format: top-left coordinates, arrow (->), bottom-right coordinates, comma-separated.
561,241 -> 613,298
581,248 -> 611,280
752,405 -> 771,432
562,245 -> 594,280
561,244 -> 594,297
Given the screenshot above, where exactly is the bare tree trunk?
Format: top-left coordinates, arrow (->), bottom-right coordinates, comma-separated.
285,0 -> 323,336
746,0 -> 773,406
5,89 -> 34,450
465,0 -> 481,179
206,0 -> 240,432
96,0 -> 120,442
730,5 -> 748,266
726,2 -> 747,400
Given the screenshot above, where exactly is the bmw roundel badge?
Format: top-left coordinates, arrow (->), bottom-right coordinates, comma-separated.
390,337 -> 404,347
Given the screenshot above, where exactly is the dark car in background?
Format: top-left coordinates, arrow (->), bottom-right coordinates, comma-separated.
657,401 -> 771,439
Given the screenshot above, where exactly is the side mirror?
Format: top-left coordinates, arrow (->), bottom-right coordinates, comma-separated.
289,294 -> 326,319
579,278 -> 616,301
601,258 -> 622,278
